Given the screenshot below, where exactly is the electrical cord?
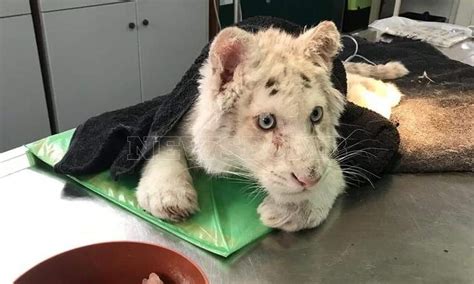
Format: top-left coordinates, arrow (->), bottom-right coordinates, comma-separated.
341,34 -> 377,65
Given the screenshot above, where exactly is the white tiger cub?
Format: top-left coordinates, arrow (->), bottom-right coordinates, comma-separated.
137,21 -> 407,232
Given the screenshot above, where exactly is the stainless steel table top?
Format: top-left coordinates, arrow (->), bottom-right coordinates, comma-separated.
1,147 -> 473,283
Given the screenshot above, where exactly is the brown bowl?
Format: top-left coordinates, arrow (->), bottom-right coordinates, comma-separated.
15,241 -> 208,284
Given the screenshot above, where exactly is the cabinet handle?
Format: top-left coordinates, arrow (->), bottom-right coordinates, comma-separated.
128,22 -> 136,29
142,19 -> 149,26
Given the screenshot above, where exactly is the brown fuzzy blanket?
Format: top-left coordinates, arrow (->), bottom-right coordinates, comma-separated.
341,38 -> 474,173
392,91 -> 473,172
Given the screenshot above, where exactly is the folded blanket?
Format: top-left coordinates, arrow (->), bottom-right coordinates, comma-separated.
341,37 -> 474,172
55,16 -> 400,186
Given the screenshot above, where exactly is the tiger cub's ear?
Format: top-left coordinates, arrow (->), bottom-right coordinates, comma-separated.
209,27 -> 254,90
298,21 -> 341,70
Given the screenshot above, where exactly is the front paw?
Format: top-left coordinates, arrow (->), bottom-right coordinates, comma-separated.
137,183 -> 198,222
257,197 -> 329,232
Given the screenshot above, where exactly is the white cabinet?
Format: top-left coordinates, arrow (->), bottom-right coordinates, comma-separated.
137,0 -> 208,100
0,0 -> 30,18
41,0 -> 208,131
0,14 -> 51,151
39,0 -> 130,12
42,2 -> 142,131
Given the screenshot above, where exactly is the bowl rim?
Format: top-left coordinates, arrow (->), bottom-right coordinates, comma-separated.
15,240 -> 209,284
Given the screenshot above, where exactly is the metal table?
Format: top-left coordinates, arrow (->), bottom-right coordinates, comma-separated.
1,147 -> 473,283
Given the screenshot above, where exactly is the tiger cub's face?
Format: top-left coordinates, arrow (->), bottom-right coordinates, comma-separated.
191,21 -> 345,201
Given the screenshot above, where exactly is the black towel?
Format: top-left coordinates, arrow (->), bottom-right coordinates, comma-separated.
55,16 -> 400,186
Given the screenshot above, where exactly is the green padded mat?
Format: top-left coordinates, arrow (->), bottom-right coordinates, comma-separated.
26,130 -> 271,257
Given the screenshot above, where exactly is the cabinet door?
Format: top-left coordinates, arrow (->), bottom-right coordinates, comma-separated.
0,0 -> 30,18
0,15 -> 51,152
137,0 -> 208,100
39,0 -> 131,12
42,2 -> 141,131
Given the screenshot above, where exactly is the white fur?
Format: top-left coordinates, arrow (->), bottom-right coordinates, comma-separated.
136,22 -> 405,232
258,159 -> 345,231
344,61 -> 409,80
136,140 -> 198,221
347,72 -> 404,118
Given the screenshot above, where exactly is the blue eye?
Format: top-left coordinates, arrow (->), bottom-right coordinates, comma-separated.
257,113 -> 276,130
310,106 -> 323,124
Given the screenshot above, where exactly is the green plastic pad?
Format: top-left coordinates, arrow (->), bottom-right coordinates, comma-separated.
26,130 -> 271,257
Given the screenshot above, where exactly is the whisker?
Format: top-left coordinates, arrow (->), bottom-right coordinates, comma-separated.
342,164 -> 379,178
334,128 -> 372,152
335,148 -> 381,162
335,139 -> 385,155
342,169 -> 375,188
